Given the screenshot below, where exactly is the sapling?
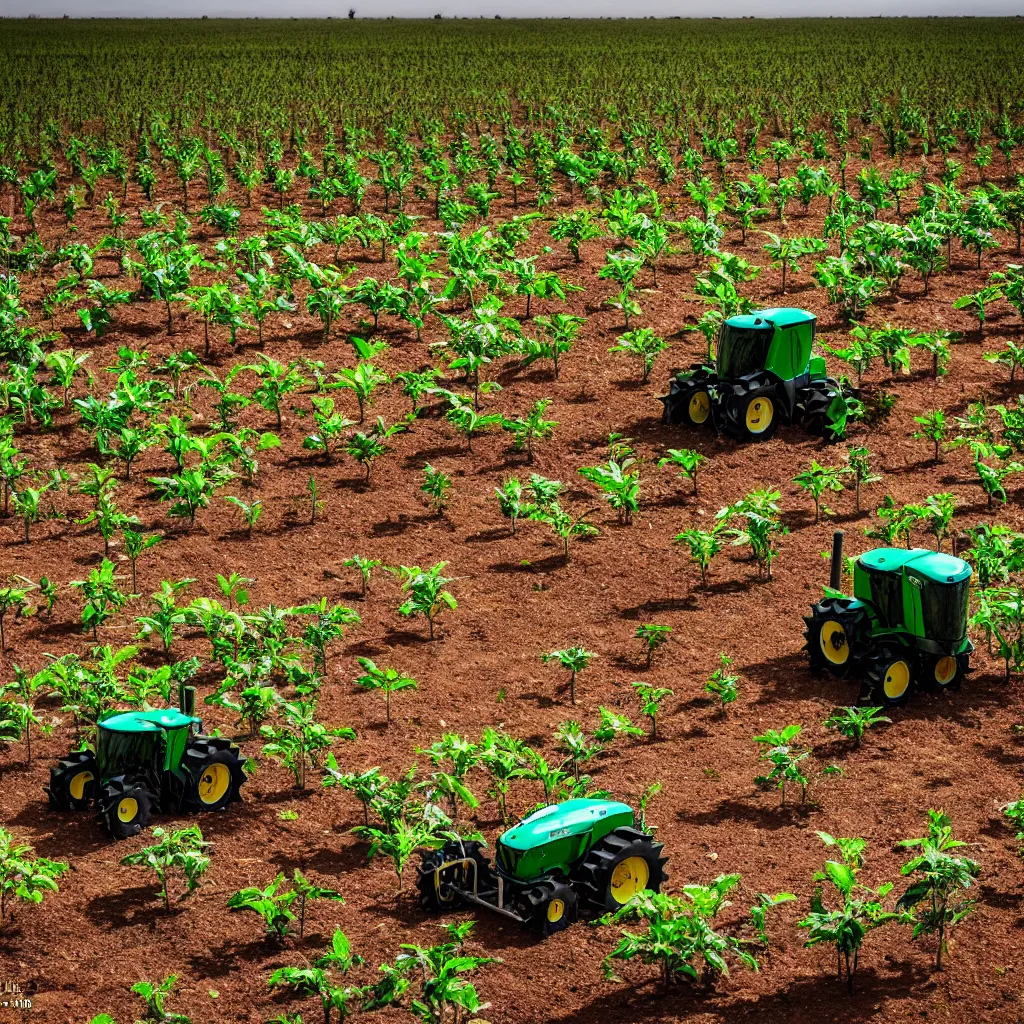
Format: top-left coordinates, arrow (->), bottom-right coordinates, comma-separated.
755,743 -> 809,806
228,869 -> 343,943
502,398 -> 557,464
674,525 -> 723,586
224,495 -> 263,536
122,976 -> 192,1024
308,474 -> 324,525
658,448 -> 705,496
704,653 -> 739,713
793,460 -> 845,524
823,706 -> 891,748
119,826 -> 211,913
261,699 -> 356,790
912,409 -> 948,463
296,598 -> 361,674
352,808 -> 454,893
1002,796 -> 1024,854
268,928 -> 367,1024
541,646 -> 596,705
554,720 -> 602,781
421,463 -> 452,514
121,527 -> 161,597
0,827 -> 67,928
354,658 -> 418,725
844,446 -> 881,513
70,558 -> 130,638
322,760 -> 390,826
389,562 -> 458,640
896,810 -> 980,970
594,706 -> 644,745
495,477 -> 532,535
0,579 -> 34,656
633,623 -> 672,669
342,555 -> 382,599
631,682 -> 673,739
579,452 -> 641,525
749,892 -> 797,948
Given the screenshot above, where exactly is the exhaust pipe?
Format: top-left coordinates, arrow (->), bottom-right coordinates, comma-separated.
179,684 -> 196,717
829,530 -> 845,591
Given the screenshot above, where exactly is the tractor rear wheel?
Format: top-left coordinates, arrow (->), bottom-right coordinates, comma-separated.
721,378 -> 779,441
795,379 -> 846,441
517,878 -> 577,937
416,840 -> 494,913
804,599 -> 867,678
100,775 -> 154,839
46,750 -> 98,810
862,645 -> 916,707
572,827 -> 668,914
183,737 -> 246,812
661,370 -> 716,429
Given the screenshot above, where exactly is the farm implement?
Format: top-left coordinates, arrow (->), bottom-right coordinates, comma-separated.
660,307 -> 847,442
416,798 -> 667,936
804,531 -> 974,707
45,684 -> 246,839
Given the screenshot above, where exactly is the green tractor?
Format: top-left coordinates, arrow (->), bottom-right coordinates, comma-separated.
416,798 -> 667,936
660,307 -> 847,442
44,685 -> 246,839
804,532 -> 974,707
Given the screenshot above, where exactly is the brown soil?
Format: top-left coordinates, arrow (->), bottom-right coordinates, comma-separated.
2,147 -> 1024,1024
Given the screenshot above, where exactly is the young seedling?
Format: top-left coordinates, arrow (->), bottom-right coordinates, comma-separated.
0,828 -> 68,928
541,646 -> 596,705
634,623 -> 672,668
594,706 -> 644,745
608,327 -> 669,383
912,410 -> 948,463
823,706 -> 891,748
749,892 -> 797,948
704,652 -> 739,713
354,658 -> 418,726
793,460 -> 845,524
631,682 -> 673,739
224,495 -> 263,536
342,555 -> 382,599
844,446 -> 881,513
896,810 -> 981,971
261,699 -> 356,791
554,720 -> 602,782
421,463 -> 452,515
674,525 -> 723,587
389,562 -> 458,640
308,474 -> 324,525
658,448 -> 705,496
119,826 -> 211,913
227,869 -> 343,943
502,398 -> 557,464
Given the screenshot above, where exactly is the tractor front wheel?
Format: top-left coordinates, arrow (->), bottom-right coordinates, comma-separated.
661,372 -> 716,429
517,878 -> 577,937
722,379 -> 779,441
863,645 -> 916,707
572,827 -> 668,914
804,599 -> 867,678
46,750 -> 98,811
183,737 -> 246,812
925,652 -> 968,692
416,840 -> 494,913
100,776 -> 154,839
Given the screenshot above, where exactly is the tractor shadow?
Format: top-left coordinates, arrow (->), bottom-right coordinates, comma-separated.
187,937 -> 273,980
679,795 -> 815,831
84,884 -> 172,928
269,841 -> 368,877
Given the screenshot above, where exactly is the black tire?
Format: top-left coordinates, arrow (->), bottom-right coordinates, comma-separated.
862,644 -> 916,708
100,776 -> 154,839
416,840 -> 494,913
804,598 -> 868,678
45,750 -> 98,811
571,827 -> 668,914
516,878 -> 578,937
660,367 -> 716,428
795,378 -> 846,441
721,379 -> 779,442
182,736 -> 246,812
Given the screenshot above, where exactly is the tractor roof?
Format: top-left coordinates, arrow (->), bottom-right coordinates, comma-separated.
498,798 -> 633,851
98,709 -> 199,733
725,307 -> 816,330
858,547 -> 972,584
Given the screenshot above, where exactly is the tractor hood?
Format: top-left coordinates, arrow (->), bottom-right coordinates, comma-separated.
724,307 -> 815,331
499,799 -> 634,852
858,548 -> 971,585
98,709 -> 199,733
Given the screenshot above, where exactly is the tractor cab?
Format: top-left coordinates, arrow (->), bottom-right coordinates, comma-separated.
96,709 -> 199,782
716,308 -> 818,383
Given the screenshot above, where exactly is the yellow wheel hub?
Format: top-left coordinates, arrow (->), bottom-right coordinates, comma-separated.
546,898 -> 565,923
198,762 -> 231,805
117,797 -> 139,823
69,770 -> 93,801
688,391 -> 710,424
610,856 -> 650,904
934,656 -> 958,686
819,620 -> 849,665
745,396 -> 774,434
883,660 -> 911,700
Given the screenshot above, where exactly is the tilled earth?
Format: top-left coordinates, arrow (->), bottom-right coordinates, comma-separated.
2,150 -> 1024,1024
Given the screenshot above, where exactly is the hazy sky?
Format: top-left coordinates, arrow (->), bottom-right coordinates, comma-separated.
2,1 -> 1021,17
